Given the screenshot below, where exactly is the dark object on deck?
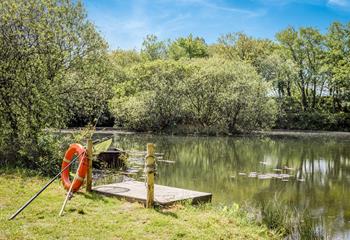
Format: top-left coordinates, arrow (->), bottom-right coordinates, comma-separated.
92,181 -> 212,206
94,148 -> 127,169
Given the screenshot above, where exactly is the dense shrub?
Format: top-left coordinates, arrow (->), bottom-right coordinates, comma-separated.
110,60 -> 189,131
276,111 -> 350,131
110,58 -> 277,134
0,132 -> 66,175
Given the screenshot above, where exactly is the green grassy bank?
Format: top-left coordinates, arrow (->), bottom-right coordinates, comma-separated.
0,172 -> 278,240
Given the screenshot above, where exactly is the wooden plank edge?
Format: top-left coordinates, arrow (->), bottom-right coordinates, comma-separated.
92,189 -> 212,207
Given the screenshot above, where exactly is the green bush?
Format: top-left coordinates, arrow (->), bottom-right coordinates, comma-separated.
0,132 -> 66,175
110,60 -> 189,131
110,58 -> 277,134
276,111 -> 350,131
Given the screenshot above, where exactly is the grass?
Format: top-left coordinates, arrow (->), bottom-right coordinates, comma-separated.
243,195 -> 325,240
0,171 -> 278,240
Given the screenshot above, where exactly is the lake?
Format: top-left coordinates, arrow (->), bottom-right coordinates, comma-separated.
93,131 -> 350,239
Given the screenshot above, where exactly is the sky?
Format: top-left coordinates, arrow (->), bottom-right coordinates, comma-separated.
83,0 -> 350,50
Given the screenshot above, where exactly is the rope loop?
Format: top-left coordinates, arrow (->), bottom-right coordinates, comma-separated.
144,155 -> 157,175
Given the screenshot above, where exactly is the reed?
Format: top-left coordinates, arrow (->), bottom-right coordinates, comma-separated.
244,194 -> 325,239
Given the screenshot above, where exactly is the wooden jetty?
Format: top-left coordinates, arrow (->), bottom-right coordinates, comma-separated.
92,181 -> 212,206
89,143 -> 212,207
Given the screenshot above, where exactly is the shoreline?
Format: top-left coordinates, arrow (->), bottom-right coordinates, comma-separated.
55,127 -> 350,138
255,129 -> 350,138
0,172 -> 278,240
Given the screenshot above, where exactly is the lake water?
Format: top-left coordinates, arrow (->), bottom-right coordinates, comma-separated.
94,132 -> 350,239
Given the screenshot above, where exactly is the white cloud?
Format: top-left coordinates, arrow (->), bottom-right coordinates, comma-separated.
328,0 -> 350,6
163,0 -> 266,17
203,2 -> 266,17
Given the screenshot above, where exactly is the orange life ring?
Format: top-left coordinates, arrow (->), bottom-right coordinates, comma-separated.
61,143 -> 88,192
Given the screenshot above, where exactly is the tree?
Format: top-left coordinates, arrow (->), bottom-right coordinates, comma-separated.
109,58 -> 276,134
110,60 -> 189,130
168,34 -> 209,60
260,50 -> 298,99
324,22 -> 350,112
276,27 -> 325,111
182,58 -> 276,133
141,34 -> 167,61
110,49 -> 142,67
216,32 -> 276,72
0,0 -> 111,169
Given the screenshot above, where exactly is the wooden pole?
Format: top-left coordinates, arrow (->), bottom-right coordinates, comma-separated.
59,157 -> 84,216
145,143 -> 155,208
86,138 -> 93,192
8,153 -> 81,220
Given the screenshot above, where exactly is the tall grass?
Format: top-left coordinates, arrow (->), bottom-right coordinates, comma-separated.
243,194 -> 326,239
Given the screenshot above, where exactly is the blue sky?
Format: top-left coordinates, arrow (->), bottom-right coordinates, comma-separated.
83,0 -> 350,50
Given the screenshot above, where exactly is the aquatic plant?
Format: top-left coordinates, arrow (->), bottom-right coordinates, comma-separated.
242,194 -> 325,239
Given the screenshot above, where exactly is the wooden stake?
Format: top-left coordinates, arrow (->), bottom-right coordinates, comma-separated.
86,138 -> 93,192
145,143 -> 155,208
59,157 -> 84,216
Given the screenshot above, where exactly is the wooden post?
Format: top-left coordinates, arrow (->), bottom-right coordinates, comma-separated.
145,143 -> 155,208
59,159 -> 83,216
86,138 -> 93,192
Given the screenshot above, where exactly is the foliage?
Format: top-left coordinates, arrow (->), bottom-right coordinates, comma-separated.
110,49 -> 142,67
276,111 -> 350,131
323,22 -> 350,112
182,58 -> 277,133
141,34 -> 168,61
110,60 -> 190,131
196,26 -> 350,131
216,33 -> 276,70
0,0 -> 112,168
267,23 -> 350,129
276,27 -> 325,111
168,34 -> 209,60
110,58 -> 277,134
260,51 -> 297,98
107,25 -> 350,132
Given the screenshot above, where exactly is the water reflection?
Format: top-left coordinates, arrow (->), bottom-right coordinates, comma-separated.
97,133 -> 350,238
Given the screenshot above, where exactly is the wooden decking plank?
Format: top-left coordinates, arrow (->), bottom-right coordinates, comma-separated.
92,181 -> 212,205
